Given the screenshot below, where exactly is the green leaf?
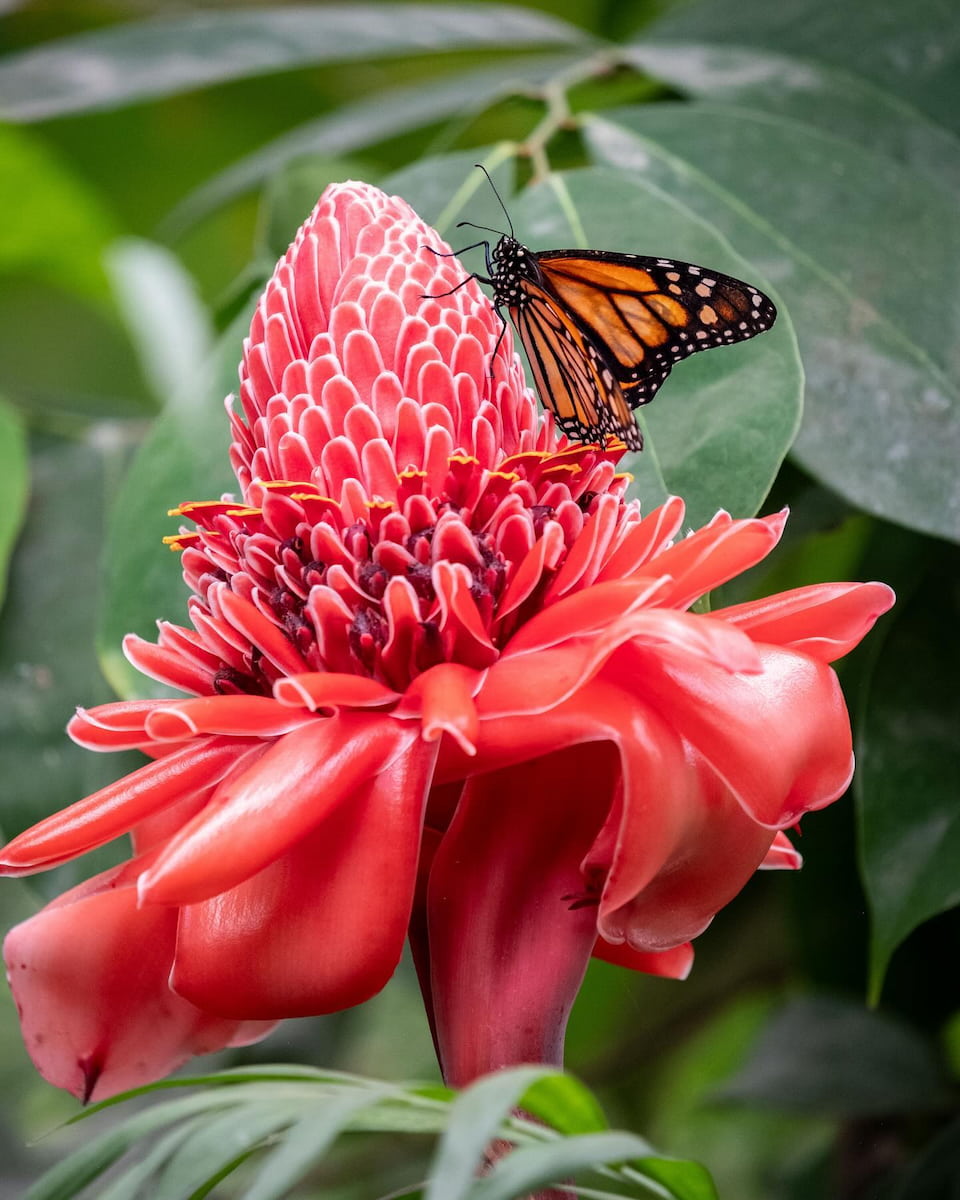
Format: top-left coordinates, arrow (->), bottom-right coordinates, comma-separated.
642,0 -> 960,135
105,239 -> 215,408
0,434 -> 142,848
466,1131 -> 711,1200
240,1087 -> 396,1200
0,5 -> 588,121
0,123 -> 117,306
426,1067 -> 565,1200
164,57 -> 574,237
381,145 -> 518,236
585,107 -> 960,543
717,996 -> 953,1117
518,1072 -> 608,1137
149,1101 -> 305,1200
0,396 -> 28,611
513,166 -> 802,527
96,299 -> 254,698
26,1091 -> 253,1200
858,559 -> 960,998
622,42 -> 960,197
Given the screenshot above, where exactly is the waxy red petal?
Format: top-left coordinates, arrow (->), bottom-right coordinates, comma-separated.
714,580 -> 895,662
3,866 -> 274,1102
171,738 -> 437,1018
625,642 -> 853,827
592,938 -> 694,980
139,715 -> 419,903
144,695 -> 315,740
0,739 -> 253,874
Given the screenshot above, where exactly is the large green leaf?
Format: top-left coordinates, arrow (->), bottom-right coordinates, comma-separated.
622,41 -> 960,196
642,0 -> 960,135
718,996 -> 953,1117
0,5 -> 588,121
515,167 -> 801,527
858,556 -> 960,999
163,56 -> 576,236
0,123 -> 116,306
0,434 -> 142,848
0,396 -> 28,612
585,106 -> 960,543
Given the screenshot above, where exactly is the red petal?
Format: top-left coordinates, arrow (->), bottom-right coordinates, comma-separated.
595,751 -> 777,952
644,510 -> 786,608
621,642 -> 854,827
426,743 -> 616,1086
713,581 -> 895,662
274,672 -> 401,711
592,938 -> 694,980
0,739 -> 252,874
760,831 -> 803,870
3,867 -> 274,1101
139,715 -> 419,903
171,739 -> 437,1018
144,695 -> 315,740
396,662 -> 482,755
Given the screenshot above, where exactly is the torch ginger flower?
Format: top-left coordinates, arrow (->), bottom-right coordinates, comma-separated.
1,182 -> 893,1102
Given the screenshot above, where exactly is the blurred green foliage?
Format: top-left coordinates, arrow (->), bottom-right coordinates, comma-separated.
0,0 -> 958,1196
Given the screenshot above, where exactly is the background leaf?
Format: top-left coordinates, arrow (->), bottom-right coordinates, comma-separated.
717,996 -> 954,1117
585,106 -> 960,542
0,4 -> 588,121
0,396 -> 28,611
642,0 -> 960,134
858,553 -> 960,999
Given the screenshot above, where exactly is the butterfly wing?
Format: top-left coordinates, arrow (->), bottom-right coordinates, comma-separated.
509,280 -> 643,451
534,250 -> 777,408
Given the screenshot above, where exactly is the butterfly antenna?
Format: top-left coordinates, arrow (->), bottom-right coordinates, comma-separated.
474,163 -> 515,239
456,220 -> 504,237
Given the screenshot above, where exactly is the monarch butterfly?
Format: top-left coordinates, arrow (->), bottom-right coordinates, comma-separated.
432,167 -> 777,452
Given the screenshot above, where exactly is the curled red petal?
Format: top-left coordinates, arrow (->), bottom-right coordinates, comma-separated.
273,672 -> 401,711
139,715 -> 419,904
68,699 -> 175,750
592,938 -> 694,980
646,510 -> 786,608
713,580 -> 896,662
144,695 -> 316,740
395,662 -> 482,755
171,738 -> 437,1018
0,739 -> 253,875
3,866 -> 274,1102
595,750 -> 777,952
621,641 -> 854,827
760,830 -> 803,870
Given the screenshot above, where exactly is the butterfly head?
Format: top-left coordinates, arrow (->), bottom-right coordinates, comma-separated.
490,235 -> 541,310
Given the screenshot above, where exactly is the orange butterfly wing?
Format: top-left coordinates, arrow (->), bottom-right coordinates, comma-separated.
509,280 -> 643,451
534,250 -> 777,407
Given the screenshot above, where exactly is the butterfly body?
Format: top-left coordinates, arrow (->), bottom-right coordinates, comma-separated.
483,234 -> 777,452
